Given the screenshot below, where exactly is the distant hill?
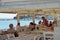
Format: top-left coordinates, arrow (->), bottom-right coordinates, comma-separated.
14,16 -> 42,20
14,15 -> 32,19
14,15 -> 54,20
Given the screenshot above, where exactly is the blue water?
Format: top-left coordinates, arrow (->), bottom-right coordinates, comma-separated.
0,19 -> 53,30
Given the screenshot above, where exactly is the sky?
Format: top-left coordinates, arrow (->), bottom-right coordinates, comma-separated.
0,13 -> 16,19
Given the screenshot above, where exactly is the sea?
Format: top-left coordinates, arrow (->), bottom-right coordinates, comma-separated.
0,19 -> 53,30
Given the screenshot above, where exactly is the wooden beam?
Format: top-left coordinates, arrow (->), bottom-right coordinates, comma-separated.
0,8 -> 60,14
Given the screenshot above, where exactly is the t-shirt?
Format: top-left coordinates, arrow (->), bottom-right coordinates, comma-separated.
37,24 -> 44,28
7,28 -> 15,33
16,25 -> 20,32
43,19 -> 48,26
29,25 -> 35,29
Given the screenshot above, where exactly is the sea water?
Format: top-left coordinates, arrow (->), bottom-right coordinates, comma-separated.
0,19 -> 53,30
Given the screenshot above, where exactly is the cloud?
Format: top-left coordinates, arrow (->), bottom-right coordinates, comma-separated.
0,13 -> 16,19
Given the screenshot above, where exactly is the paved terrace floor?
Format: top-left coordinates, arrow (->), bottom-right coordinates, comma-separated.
54,21 -> 60,40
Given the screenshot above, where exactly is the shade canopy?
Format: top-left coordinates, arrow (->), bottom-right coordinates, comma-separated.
0,8 -> 60,15
0,0 -> 60,15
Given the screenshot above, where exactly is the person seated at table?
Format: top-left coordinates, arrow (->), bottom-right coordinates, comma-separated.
42,16 -> 48,27
29,22 -> 35,31
47,21 -> 54,31
52,21 -> 57,27
7,24 -> 19,37
16,22 -> 21,32
7,24 -> 15,33
37,21 -> 44,30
